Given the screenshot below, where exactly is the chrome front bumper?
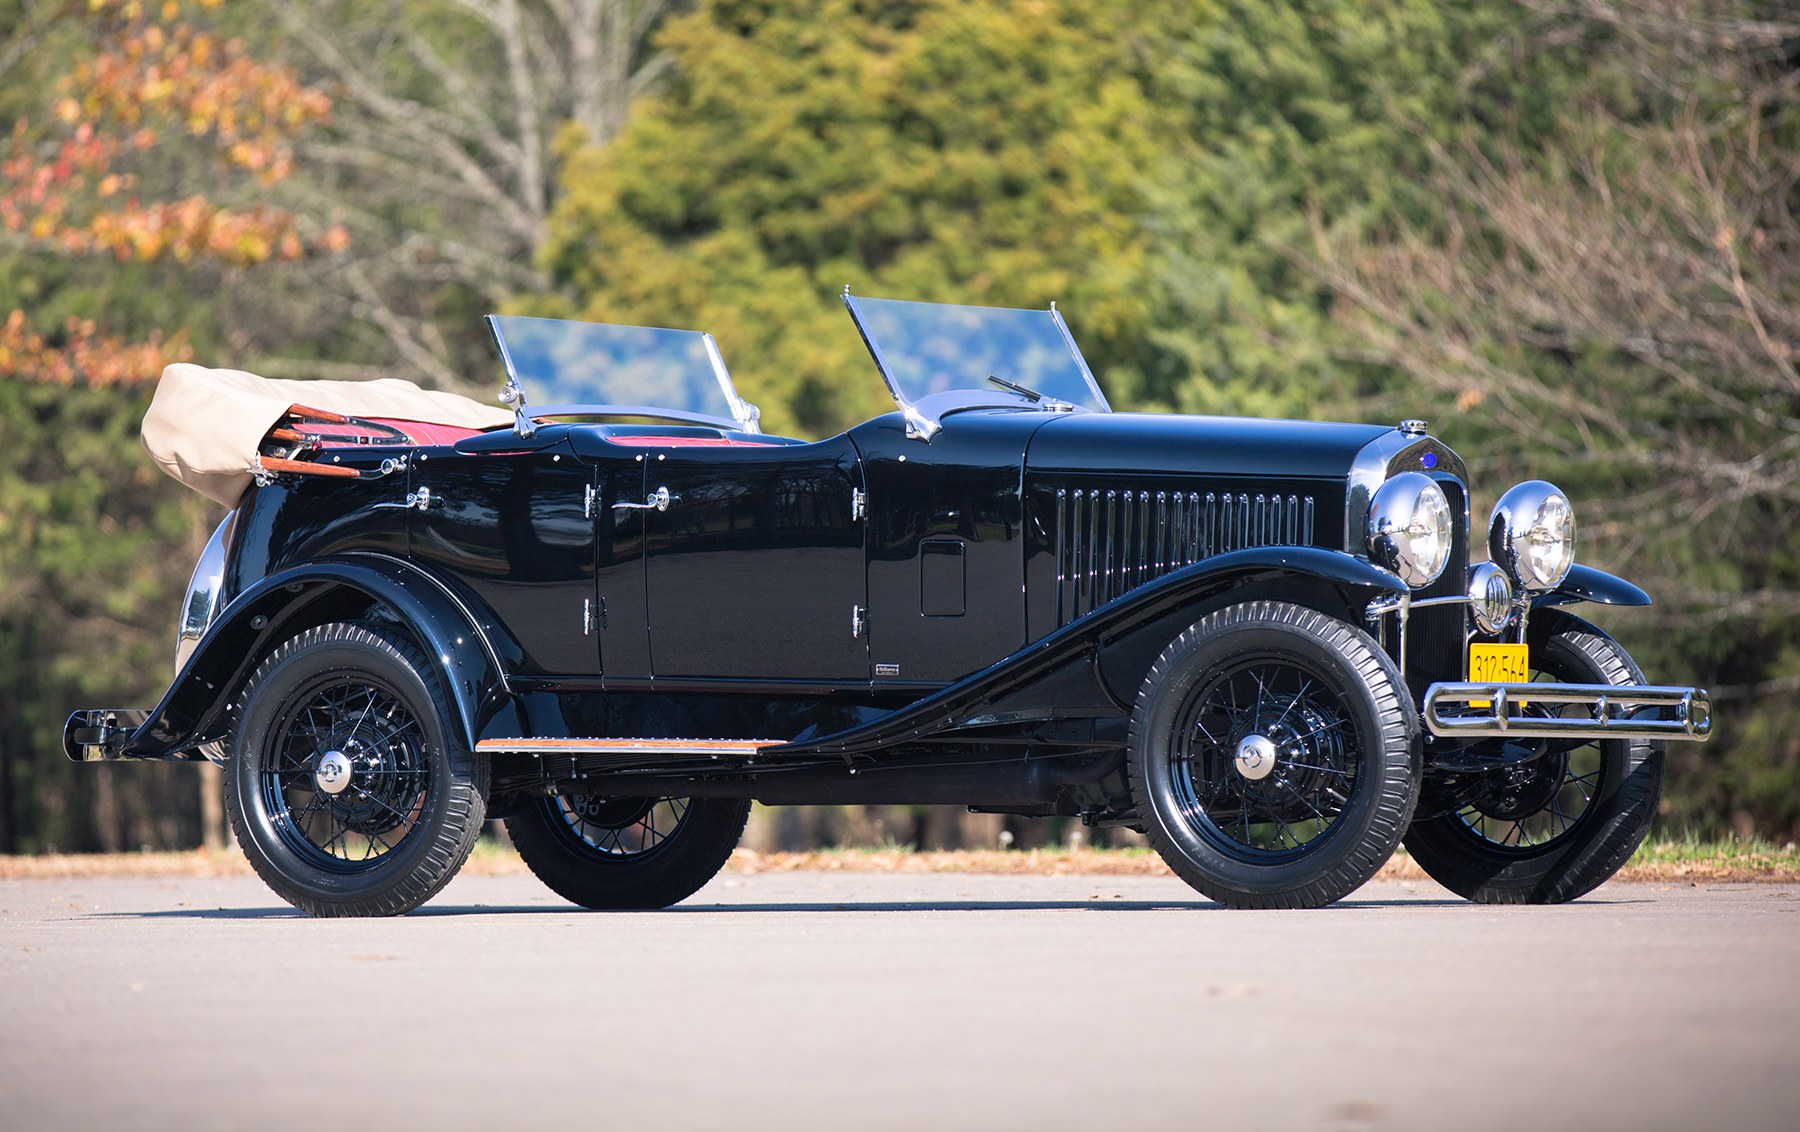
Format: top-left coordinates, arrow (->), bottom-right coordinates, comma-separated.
1423,683 -> 1712,742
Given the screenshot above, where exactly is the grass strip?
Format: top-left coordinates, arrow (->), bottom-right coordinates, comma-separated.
3,836 -> 1796,883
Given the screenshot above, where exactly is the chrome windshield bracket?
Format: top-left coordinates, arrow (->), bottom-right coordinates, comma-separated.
498,378 -> 536,438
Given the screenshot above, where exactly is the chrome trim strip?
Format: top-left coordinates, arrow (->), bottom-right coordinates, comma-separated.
475,737 -> 779,756
1423,682 -> 1713,741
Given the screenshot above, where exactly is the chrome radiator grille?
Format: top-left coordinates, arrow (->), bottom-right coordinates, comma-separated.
1052,487 -> 1316,625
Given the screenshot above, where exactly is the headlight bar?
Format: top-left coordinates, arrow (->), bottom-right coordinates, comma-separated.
1423,681 -> 1712,741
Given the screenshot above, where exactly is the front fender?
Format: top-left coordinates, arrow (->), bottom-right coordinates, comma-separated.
773,547 -> 1405,757
1532,563 -> 1652,609
123,553 -> 515,759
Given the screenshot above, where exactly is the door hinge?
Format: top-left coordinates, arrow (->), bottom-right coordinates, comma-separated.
583,482 -> 596,519
851,487 -> 867,522
584,597 -> 606,635
851,604 -> 867,638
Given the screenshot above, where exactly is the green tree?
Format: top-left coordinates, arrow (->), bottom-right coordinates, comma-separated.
1130,0 -> 1557,419
1316,0 -> 1800,835
253,0 -> 685,389
0,0 -> 330,851
539,0 -> 1191,436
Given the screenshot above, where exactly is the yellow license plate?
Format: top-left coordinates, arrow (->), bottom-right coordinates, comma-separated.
1469,643 -> 1529,707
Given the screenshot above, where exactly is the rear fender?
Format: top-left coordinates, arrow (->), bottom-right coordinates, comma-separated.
124,554 -> 515,759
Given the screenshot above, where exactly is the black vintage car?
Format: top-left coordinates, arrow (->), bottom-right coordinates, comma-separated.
65,292 -> 1713,914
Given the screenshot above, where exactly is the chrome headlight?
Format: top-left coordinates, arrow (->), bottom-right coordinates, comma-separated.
1490,480 -> 1576,591
1367,472 -> 1453,588
1467,562 -> 1514,634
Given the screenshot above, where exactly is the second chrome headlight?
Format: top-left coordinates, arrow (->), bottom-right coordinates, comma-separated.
1490,480 -> 1576,591
1368,472 -> 1453,587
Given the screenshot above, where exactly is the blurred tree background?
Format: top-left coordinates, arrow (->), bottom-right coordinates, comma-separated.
1,0 -> 1794,852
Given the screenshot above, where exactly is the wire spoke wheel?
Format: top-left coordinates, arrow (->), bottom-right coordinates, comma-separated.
263,676 -> 432,871
1171,659 -> 1360,859
1128,601 -> 1417,909
553,795 -> 692,861
1404,611 -> 1663,904
1451,694 -> 1604,852
507,793 -> 750,910
225,622 -> 487,917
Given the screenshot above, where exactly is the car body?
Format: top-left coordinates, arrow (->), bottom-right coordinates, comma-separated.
64,292 -> 1713,914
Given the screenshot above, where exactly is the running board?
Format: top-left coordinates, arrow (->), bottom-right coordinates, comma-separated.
474,737 -> 779,756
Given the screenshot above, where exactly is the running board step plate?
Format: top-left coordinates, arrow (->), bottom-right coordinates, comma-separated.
475,737 -> 779,756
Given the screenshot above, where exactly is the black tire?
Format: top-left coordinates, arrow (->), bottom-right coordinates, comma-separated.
224,622 -> 487,917
1128,600 -> 1419,909
1404,610 -> 1661,904
506,794 -> 750,909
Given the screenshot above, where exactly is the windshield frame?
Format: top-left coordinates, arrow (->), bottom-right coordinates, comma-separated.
485,314 -> 763,434
842,291 -> 1110,439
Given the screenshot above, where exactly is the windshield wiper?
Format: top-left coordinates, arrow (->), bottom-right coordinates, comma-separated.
988,374 -> 1075,412
987,375 -> 1044,402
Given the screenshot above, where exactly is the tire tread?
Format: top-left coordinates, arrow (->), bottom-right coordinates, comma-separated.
1127,600 -> 1419,909
225,621 -> 487,917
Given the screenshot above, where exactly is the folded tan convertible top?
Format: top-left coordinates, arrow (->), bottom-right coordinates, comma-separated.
143,363 -> 513,507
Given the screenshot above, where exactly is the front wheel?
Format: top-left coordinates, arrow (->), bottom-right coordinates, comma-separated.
506,794 -> 750,909
1128,601 -> 1420,909
224,622 -> 488,917
1404,611 -> 1662,904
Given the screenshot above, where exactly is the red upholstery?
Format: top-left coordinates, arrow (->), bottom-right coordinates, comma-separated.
310,418 -> 490,447
601,435 -> 781,448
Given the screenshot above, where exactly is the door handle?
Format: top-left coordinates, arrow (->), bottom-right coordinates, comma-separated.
613,485 -> 678,512
374,485 -> 432,511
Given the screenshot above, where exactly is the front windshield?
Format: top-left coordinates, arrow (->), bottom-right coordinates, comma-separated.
486,314 -> 757,430
844,295 -> 1109,420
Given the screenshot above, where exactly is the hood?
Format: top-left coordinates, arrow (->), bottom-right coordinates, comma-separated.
1025,411 -> 1393,481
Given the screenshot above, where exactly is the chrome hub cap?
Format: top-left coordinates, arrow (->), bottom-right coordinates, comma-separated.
314,750 -> 354,796
1233,734 -> 1278,781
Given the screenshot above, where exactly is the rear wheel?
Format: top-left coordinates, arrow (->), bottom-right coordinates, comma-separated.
506,793 -> 749,909
225,622 -> 487,917
1404,611 -> 1661,903
1128,601 -> 1419,909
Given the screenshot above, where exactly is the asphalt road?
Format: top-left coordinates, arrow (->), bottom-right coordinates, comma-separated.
2,870 -> 1796,1132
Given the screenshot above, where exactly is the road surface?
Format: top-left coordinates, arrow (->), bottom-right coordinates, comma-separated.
2,871 -> 1796,1131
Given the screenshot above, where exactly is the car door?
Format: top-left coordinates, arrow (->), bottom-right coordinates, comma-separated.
851,414 -> 1033,686
630,437 -> 868,684
409,445 -> 602,678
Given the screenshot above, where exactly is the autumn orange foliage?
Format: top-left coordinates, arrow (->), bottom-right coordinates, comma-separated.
0,310 -> 191,387
1,0 -> 341,385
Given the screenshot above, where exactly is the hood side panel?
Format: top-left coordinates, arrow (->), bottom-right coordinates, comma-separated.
1024,475 -> 1348,640
1026,413 -> 1390,479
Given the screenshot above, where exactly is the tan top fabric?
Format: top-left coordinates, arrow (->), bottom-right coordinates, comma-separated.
143,363 -> 514,506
